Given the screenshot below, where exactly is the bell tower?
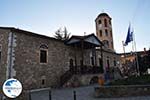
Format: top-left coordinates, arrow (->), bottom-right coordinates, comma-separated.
95,13 -> 114,51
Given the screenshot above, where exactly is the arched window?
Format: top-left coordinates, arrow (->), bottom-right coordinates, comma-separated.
40,44 -> 48,63
98,20 -> 102,24
104,19 -> 107,27
110,30 -> 112,37
41,76 -> 46,86
105,29 -> 108,36
40,44 -> 48,49
42,79 -> 45,85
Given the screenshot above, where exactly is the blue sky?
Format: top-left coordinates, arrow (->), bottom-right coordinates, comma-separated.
0,0 -> 150,53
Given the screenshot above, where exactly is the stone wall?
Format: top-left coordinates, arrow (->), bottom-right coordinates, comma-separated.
0,29 -> 10,94
0,28 -> 122,100
96,50 -> 121,70
64,74 -> 103,87
13,31 -> 79,90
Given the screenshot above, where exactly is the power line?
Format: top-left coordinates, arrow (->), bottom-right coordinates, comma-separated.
131,0 -> 145,25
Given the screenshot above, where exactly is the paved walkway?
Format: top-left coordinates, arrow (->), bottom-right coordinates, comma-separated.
51,84 -> 150,100
31,84 -> 150,100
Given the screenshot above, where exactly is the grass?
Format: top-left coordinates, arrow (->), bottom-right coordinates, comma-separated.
110,74 -> 150,85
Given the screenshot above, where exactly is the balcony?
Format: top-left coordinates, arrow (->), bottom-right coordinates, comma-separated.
70,65 -> 103,75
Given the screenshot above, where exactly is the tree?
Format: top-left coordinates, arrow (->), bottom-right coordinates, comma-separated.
54,28 -> 63,40
138,50 -> 150,75
148,49 -> 150,62
54,27 -> 71,41
63,27 -> 71,41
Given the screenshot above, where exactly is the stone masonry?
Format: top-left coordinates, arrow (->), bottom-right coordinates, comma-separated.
0,27 -> 121,100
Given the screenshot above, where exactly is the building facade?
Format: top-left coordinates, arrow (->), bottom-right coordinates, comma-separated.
120,48 -> 150,76
95,13 -> 121,72
95,13 -> 114,51
0,12 -> 121,99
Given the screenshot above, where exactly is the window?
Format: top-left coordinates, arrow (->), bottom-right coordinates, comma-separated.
105,29 -> 108,36
104,19 -> 107,27
106,41 -> 109,47
42,79 -> 45,85
91,57 -> 94,66
41,76 -> 46,86
107,57 -> 110,70
40,50 -> 47,63
98,20 -> 102,24
40,44 -> 48,63
109,19 -> 111,25
110,30 -> 112,37
99,58 -> 102,66
99,30 -> 102,37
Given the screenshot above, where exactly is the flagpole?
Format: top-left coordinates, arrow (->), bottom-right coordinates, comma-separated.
124,23 -> 140,76
122,41 -> 126,63
132,38 -> 135,52
133,33 -> 140,76
122,41 -> 128,75
131,27 -> 136,74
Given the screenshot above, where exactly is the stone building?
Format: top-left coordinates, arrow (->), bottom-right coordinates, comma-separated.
0,12 -> 121,99
95,13 -> 121,73
95,13 -> 114,51
0,27 -> 104,99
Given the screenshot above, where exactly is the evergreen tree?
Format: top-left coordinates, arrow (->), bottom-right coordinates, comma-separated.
63,27 -> 71,41
54,28 -> 63,40
54,27 -> 71,41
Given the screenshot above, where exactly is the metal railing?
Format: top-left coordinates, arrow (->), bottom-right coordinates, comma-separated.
59,65 -> 103,87
29,89 -> 77,100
